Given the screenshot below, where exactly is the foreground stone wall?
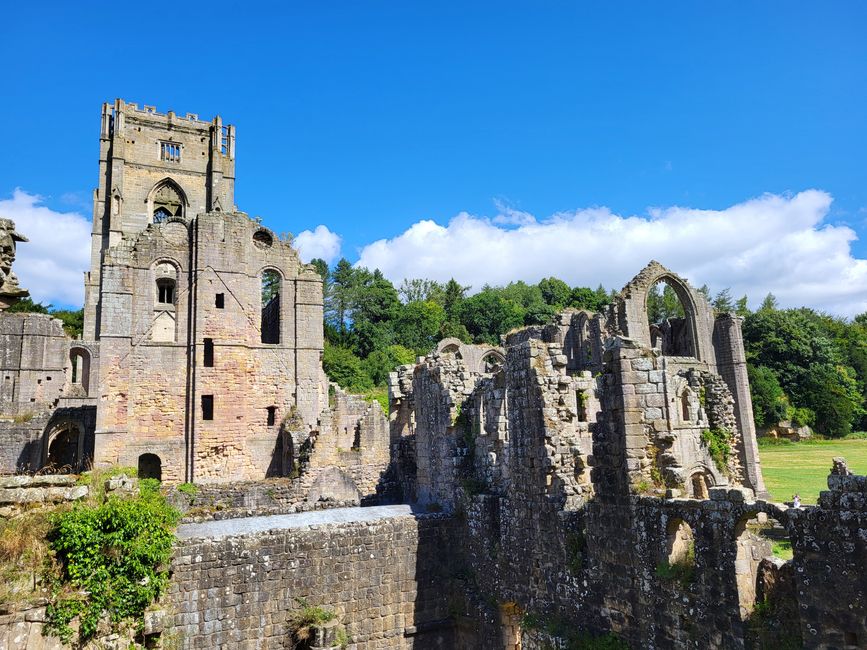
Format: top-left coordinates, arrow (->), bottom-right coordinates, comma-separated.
165,510 -> 457,649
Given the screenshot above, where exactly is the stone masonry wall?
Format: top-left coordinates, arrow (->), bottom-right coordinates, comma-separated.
165,513 -> 457,649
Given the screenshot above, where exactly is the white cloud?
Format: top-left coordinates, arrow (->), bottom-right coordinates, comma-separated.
0,189 -> 90,308
294,225 -> 341,264
357,190 -> 867,317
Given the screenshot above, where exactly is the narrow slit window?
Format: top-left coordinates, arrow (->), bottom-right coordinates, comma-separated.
267,406 -> 277,427
215,293 -> 225,309
261,270 -> 281,344
201,395 -> 214,421
203,339 -> 214,367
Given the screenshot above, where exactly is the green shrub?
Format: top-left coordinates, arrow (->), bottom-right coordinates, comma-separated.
176,482 -> 198,497
290,598 -> 336,644
701,427 -> 732,473
44,480 -> 180,643
788,406 -> 815,428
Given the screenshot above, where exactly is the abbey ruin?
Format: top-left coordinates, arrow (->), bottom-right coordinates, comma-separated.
1,100 -> 866,649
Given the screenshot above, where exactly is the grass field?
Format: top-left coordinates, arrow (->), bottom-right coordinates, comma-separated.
758,439 -> 867,504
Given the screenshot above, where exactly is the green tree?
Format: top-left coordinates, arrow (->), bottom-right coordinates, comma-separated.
398,279 -> 444,304
361,345 -> 416,386
735,295 -> 750,318
712,288 -> 735,314
394,300 -> 446,353
322,344 -> 373,392
646,283 -> 685,323
759,293 -> 779,312
538,277 -> 571,308
347,269 -> 402,357
441,278 -> 469,320
743,308 -> 862,436
802,363 -> 862,437
7,297 -> 49,314
458,289 -> 525,344
439,320 -> 472,342
747,365 -> 789,428
308,258 -> 329,281
569,285 -> 609,312
500,281 -> 554,325
327,258 -> 357,339
52,309 -> 84,339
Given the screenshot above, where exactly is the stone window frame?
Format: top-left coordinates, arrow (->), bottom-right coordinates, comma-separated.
259,266 -> 284,345
159,140 -> 182,163
146,177 -> 189,225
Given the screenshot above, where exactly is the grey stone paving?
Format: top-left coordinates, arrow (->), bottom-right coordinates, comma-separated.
176,504 -> 415,540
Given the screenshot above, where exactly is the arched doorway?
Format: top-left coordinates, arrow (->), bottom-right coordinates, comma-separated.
138,453 -> 162,481
46,425 -> 80,472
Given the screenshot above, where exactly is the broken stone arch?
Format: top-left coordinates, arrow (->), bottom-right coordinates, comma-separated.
617,261 -> 714,362
480,350 -> 505,373
42,419 -> 85,472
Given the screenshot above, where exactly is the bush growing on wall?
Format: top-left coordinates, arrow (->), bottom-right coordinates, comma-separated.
45,478 -> 180,644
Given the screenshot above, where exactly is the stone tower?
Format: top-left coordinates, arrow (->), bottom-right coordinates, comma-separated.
84,99 -> 236,340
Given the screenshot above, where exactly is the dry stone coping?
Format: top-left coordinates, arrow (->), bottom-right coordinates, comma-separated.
0,475 -> 76,489
176,504 -> 416,540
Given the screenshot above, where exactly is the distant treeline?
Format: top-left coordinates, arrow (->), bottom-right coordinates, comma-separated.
13,260 -> 867,437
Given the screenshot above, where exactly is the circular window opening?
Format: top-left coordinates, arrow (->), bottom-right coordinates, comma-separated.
253,229 -> 274,249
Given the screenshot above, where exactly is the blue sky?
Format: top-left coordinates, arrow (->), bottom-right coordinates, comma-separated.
2,2 -> 867,313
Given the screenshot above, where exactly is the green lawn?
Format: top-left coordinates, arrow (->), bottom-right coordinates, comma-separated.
758,439 -> 867,504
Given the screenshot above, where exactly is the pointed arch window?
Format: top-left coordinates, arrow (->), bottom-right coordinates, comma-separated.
149,179 -> 187,224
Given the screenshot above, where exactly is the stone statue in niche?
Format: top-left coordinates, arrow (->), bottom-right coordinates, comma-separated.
0,218 -> 29,310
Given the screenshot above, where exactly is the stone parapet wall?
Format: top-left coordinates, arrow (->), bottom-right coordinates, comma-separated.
164,511 -> 457,649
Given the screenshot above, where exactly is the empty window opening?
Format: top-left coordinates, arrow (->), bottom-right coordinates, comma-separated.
499,602 -> 523,650
576,390 -> 588,422
157,278 -> 175,305
658,518 -> 695,586
69,349 -> 90,395
215,293 -> 225,309
735,514 -> 798,647
261,270 -> 281,344
482,352 -> 503,373
203,339 -> 214,367
138,453 -> 162,481
646,279 -> 696,357
665,519 -> 695,567
690,472 -> 710,499
160,141 -> 181,162
681,390 -> 691,422
153,207 -> 172,224
201,395 -> 214,421
267,406 -> 277,427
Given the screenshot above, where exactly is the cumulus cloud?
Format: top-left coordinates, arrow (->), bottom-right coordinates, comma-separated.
0,189 -> 90,307
294,225 -> 341,264
357,190 -> 867,317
